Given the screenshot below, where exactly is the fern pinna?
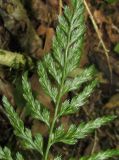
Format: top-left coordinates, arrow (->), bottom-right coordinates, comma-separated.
1,0 -> 119,160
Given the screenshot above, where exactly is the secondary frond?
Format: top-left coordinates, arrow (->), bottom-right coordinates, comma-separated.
80,149 -> 119,160
52,116 -> 116,145
0,146 -> 24,160
43,54 -> 62,84
22,72 -> 50,126
37,62 -> 57,103
38,0 -> 85,92
54,0 -> 85,77
0,146 -> 13,160
2,96 -> 43,155
59,80 -> 97,116
54,156 -> 62,160
63,65 -> 96,94
16,153 -> 24,160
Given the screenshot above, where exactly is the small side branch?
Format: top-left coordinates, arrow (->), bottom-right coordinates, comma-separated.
59,0 -> 63,15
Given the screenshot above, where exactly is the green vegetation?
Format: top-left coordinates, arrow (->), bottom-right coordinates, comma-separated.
1,0 -> 119,159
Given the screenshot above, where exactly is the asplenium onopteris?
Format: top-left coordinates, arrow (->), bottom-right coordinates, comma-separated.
2,0 -> 119,160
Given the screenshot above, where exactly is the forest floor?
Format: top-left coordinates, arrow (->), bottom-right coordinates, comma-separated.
0,0 -> 119,159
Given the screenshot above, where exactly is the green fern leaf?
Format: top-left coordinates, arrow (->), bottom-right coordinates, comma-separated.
52,116 -> 116,145
0,147 -> 13,160
43,54 -> 62,84
22,72 -> 50,126
59,80 -> 97,116
63,65 -> 96,94
2,96 -> 43,155
38,0 -> 85,92
57,0 -> 85,78
37,62 -> 57,103
54,156 -> 62,160
80,149 -> 119,160
16,152 -> 24,160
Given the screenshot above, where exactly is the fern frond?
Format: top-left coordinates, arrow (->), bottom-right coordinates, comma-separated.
52,116 -> 116,145
59,80 -> 97,116
0,146 -> 13,160
37,62 -> 57,103
16,153 -> 24,160
80,149 -> 119,160
22,72 -> 50,126
2,0 -> 117,159
53,0 -> 85,72
64,65 -> 96,94
38,0 -> 85,90
2,96 -> 43,155
37,0 -> 97,159
43,54 -> 62,84
54,156 -> 62,160
0,146 -> 24,160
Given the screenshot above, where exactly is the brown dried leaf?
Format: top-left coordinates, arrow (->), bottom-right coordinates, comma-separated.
31,0 -> 58,23
106,25 -> 119,43
104,94 -> 119,109
32,119 -> 48,136
94,10 -> 108,25
36,25 -> 55,57
0,79 -> 15,105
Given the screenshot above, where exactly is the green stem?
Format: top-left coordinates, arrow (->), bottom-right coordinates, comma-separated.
44,81 -> 64,160
44,27 -> 72,160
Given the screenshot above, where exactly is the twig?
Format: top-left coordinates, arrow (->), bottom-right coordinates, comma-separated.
91,131 -> 98,154
59,0 -> 63,15
84,0 -> 112,82
112,23 -> 119,33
